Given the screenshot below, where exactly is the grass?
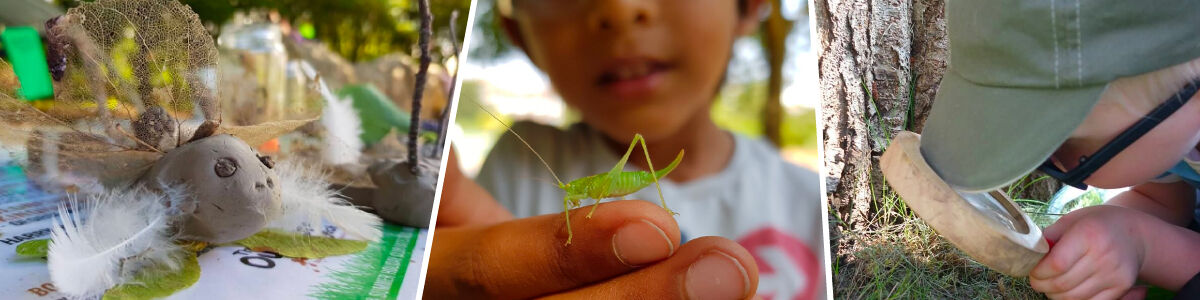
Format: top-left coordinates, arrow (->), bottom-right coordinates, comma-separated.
831,175 -> 1048,299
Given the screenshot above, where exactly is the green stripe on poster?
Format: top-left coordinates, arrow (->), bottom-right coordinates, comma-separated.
386,226 -> 419,299
310,224 -> 420,299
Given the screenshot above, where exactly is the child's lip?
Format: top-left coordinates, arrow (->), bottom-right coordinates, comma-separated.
596,59 -> 671,98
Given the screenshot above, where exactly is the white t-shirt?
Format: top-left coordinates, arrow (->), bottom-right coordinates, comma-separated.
476,121 -> 826,299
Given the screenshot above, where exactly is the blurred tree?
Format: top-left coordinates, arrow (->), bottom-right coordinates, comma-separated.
56,0 -> 470,63
761,0 -> 793,146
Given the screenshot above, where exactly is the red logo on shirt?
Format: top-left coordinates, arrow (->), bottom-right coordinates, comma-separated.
737,227 -> 821,300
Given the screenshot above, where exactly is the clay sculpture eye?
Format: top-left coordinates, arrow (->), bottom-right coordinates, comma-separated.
258,155 -> 275,169
215,157 -> 238,178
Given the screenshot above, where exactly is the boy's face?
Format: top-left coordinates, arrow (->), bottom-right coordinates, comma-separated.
1051,59 -> 1200,188
504,0 -> 760,142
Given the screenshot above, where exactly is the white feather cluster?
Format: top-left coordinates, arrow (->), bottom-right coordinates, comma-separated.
319,83 -> 365,166
269,160 -> 382,241
48,187 -> 183,297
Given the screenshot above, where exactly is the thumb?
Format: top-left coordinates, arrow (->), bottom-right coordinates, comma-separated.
437,148 -> 513,227
1042,205 -> 1099,242
1120,285 -> 1148,300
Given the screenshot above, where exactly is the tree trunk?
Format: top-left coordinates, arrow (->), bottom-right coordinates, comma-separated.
815,0 -> 947,255
760,0 -> 792,147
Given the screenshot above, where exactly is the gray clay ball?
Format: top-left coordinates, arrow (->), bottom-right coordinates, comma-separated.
368,158 -> 438,228
144,134 -> 281,243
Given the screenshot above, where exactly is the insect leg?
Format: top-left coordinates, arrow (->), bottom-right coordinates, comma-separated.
586,197 -> 607,219
563,195 -> 573,246
633,134 -> 677,215
608,134 -> 639,175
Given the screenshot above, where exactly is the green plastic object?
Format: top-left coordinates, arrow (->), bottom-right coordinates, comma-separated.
337,84 -> 411,145
1,26 -> 53,101
298,23 -> 316,40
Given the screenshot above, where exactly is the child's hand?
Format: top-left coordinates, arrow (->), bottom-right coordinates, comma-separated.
426,200 -> 759,299
1029,205 -> 1148,300
426,150 -> 759,299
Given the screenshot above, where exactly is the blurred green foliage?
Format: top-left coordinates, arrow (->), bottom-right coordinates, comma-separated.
454,81 -> 494,130
467,0 -> 515,63
713,81 -> 817,150
56,0 -> 471,62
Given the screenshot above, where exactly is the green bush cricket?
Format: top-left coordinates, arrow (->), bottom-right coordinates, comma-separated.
474,103 -> 683,245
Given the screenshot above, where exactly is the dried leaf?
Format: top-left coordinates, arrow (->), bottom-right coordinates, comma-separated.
218,118 -> 318,148
48,0 -> 218,148
102,251 -> 200,300
234,230 -> 368,258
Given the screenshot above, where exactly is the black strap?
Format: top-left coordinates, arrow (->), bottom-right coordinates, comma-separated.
1041,79 -> 1200,190
1175,270 -> 1200,300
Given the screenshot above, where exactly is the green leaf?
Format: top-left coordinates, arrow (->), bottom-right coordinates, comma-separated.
103,252 -> 201,300
234,230 -> 369,258
15,239 -> 48,257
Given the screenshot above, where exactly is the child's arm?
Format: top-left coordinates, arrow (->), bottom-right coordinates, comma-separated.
1137,213 -> 1200,290
1106,181 -> 1196,227
1107,180 -> 1200,290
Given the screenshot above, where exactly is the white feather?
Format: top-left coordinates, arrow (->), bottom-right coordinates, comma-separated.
269,160 -> 382,241
48,187 -> 182,297
319,83 -> 364,166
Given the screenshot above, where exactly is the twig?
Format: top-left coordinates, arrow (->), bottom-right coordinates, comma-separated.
408,0 -> 434,174
436,10 -> 461,158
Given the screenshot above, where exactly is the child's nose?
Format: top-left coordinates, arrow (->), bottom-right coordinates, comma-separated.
587,0 -> 656,33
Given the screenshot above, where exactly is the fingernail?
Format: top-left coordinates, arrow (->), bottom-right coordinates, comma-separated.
685,251 -> 750,300
612,219 -> 674,266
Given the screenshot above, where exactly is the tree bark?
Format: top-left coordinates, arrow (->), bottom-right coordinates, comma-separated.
815,0 -> 947,254
910,0 -> 949,133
